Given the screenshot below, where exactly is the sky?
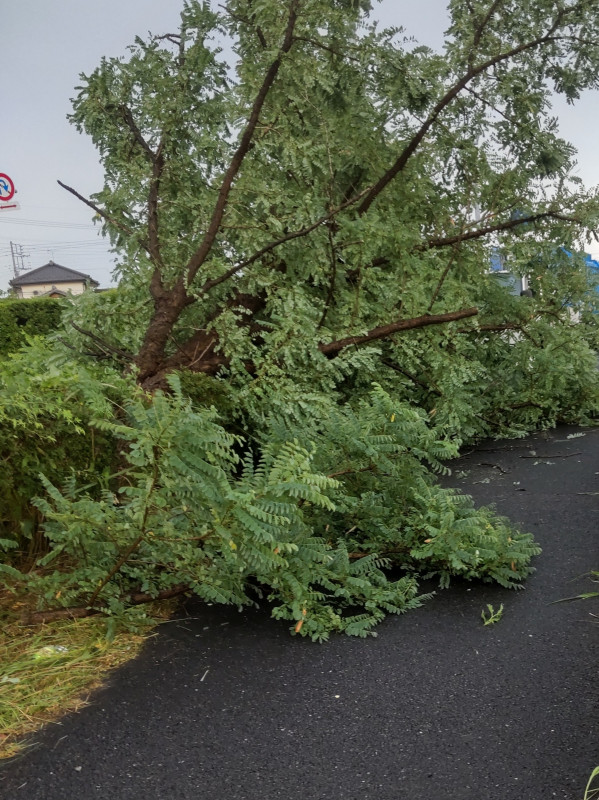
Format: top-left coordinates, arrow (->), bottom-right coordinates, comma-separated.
1,1 -> 598,291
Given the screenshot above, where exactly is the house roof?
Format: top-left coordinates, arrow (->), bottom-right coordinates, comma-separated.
9,261 -> 99,287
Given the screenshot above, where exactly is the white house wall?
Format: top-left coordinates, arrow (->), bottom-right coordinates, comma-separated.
15,281 -> 88,298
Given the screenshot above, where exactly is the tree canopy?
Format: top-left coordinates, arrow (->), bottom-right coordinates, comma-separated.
3,0 -> 599,638
62,0 -> 599,393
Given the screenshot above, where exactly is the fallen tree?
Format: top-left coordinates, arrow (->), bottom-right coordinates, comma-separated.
4,0 -> 599,638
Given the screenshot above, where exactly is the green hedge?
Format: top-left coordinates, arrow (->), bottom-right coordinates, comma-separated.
0,298 -> 64,356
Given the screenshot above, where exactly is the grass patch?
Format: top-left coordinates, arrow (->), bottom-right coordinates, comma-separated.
0,590 -> 167,760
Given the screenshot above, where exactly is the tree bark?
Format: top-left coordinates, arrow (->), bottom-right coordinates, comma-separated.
135,282 -> 191,384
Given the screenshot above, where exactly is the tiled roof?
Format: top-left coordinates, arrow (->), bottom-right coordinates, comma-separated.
9,261 -> 99,287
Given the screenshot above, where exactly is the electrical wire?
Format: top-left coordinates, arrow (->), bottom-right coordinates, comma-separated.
0,218 -> 96,229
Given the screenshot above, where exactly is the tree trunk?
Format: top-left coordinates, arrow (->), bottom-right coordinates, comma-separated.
135,289 -> 189,384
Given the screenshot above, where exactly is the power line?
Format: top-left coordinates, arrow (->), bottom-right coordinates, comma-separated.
0,217 -> 97,230
0,241 -> 108,254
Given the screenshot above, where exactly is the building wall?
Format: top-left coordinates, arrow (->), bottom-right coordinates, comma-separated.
14,281 -> 88,299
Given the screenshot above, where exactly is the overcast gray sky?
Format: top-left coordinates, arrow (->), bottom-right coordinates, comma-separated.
1,0 -> 598,291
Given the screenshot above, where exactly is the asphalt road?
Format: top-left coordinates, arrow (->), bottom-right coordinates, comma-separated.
1,426 -> 598,800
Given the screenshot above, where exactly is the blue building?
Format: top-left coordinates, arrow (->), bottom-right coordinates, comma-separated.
489,246 -> 599,297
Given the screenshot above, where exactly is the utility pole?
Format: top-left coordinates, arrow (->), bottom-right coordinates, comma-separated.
10,241 -> 26,279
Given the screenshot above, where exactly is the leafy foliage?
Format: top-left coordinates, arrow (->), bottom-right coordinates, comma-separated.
0,298 -> 63,358
0,340 -> 118,552
62,0 -> 599,392
4,0 -> 599,637
16,378 -> 539,640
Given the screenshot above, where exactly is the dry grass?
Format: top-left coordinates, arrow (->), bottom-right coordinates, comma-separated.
0,590 -> 170,760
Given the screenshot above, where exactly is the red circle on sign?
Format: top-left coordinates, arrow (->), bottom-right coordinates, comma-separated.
0,174 -> 15,202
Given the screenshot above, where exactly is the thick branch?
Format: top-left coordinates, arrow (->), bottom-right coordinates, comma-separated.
148,140 -> 166,274
194,207 -> 567,302
319,307 -> 478,357
421,211 -> 576,250
139,292 -> 267,390
184,0 -> 301,288
358,13 -> 567,215
142,307 -> 479,389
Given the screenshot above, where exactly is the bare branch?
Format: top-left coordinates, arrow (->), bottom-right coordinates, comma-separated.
220,4 -> 268,48
463,84 -> 514,123
56,336 -> 113,361
294,36 -> 360,62
319,307 -> 479,357
427,251 -> 458,311
70,322 -> 134,361
155,33 -> 183,45
420,211 -> 577,250
57,180 -> 143,245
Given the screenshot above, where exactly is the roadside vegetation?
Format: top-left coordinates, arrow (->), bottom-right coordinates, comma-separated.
0,593 -> 148,760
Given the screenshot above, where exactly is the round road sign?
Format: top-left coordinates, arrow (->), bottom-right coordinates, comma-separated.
0,174 -> 15,202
